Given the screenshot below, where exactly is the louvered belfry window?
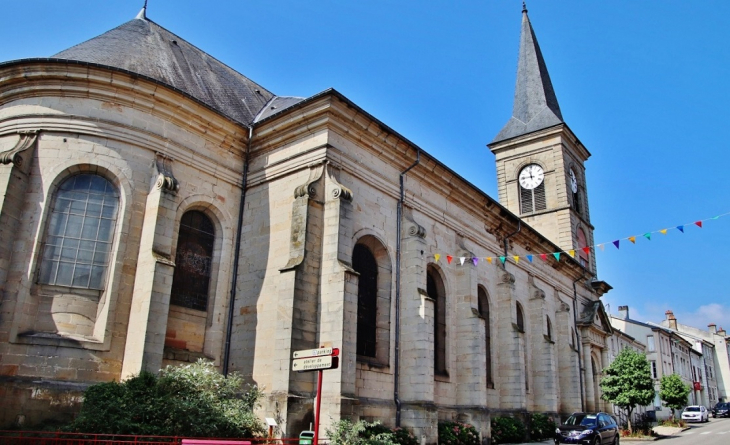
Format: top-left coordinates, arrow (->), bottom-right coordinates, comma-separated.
520,182 -> 547,214
353,243 -> 378,358
171,211 -> 214,311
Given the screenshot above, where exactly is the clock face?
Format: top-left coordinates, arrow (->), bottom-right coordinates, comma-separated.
569,169 -> 578,193
518,164 -> 544,190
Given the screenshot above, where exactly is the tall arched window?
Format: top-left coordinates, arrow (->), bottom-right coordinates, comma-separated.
428,265 -> 447,377
516,301 -> 525,332
353,243 -> 378,358
478,286 -> 493,386
38,173 -> 119,290
170,211 -> 214,311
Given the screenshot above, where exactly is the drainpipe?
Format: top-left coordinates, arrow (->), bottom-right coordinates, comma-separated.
572,269 -> 588,412
502,220 -> 521,259
223,125 -> 254,376
395,148 -> 420,427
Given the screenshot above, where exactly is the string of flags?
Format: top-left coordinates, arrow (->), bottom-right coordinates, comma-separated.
431,211 -> 730,266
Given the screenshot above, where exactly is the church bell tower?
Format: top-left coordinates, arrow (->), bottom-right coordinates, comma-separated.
488,5 -> 595,272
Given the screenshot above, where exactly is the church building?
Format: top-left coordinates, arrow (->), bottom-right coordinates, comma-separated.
0,5 -> 613,441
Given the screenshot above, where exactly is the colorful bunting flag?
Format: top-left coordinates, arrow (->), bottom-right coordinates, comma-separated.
486,257 -> 492,264
598,244 -> 605,251
695,221 -> 703,228
447,255 -> 453,264
568,250 -> 575,258
540,253 -> 547,261
472,257 -> 478,266
677,225 -> 684,233
553,252 -> 561,261
434,253 -> 440,262
629,236 -> 636,244
582,247 -> 591,255
499,256 -> 506,264
660,229 -> 667,235
459,257 -> 465,266
613,240 -> 620,249
513,256 -> 520,264
526,254 -> 533,262
643,233 -> 651,241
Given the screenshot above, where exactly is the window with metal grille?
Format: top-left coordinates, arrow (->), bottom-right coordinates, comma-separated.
38,174 -> 119,290
478,286 -> 493,386
353,243 -> 378,358
428,266 -> 447,377
170,211 -> 214,311
519,182 -> 546,214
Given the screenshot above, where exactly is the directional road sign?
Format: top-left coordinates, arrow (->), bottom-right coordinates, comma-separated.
292,356 -> 336,372
292,347 -> 333,359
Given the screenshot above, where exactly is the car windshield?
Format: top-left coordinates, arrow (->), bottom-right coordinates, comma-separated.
565,414 -> 597,427
685,407 -> 700,412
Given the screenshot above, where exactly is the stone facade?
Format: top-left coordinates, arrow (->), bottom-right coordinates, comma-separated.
0,7 -> 614,442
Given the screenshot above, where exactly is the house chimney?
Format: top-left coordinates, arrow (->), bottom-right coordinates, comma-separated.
665,310 -> 677,330
618,305 -> 629,320
719,327 -> 727,337
709,323 -> 717,334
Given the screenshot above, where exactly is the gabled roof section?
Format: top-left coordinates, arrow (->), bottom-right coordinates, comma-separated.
492,6 -> 564,144
52,8 -> 274,125
578,300 -> 612,334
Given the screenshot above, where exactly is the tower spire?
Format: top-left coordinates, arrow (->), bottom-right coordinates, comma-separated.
135,0 -> 148,20
492,6 -> 563,143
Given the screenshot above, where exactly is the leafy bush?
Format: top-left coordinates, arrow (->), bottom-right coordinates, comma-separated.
437,421 -> 480,445
490,416 -> 525,444
65,360 -> 265,437
528,413 -> 555,441
326,420 -> 417,445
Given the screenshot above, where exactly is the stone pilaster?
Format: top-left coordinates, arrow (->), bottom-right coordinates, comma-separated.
121,156 -> 180,378
0,132 -> 37,300
556,302 -> 581,414
317,164 -> 357,432
496,269 -> 525,410
272,163 -> 325,437
582,340 -> 595,412
398,208 -> 435,442
527,281 -> 557,412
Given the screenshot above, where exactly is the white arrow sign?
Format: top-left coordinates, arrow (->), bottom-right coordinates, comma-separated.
292,356 -> 334,372
292,347 -> 333,359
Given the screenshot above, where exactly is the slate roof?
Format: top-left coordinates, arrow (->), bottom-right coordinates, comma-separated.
52,8 -> 276,126
492,7 -> 564,144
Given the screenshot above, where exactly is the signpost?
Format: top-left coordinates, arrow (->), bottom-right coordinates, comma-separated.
292,346 -> 339,445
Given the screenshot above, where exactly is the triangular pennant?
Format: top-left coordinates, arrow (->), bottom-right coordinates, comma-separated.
486,257 -> 493,264
540,253 -> 548,261
677,225 -> 684,233
553,252 -> 561,261
459,257 -> 465,266
613,240 -> 620,249
695,221 -> 703,228
447,255 -> 453,264
598,244 -> 605,251
643,233 -> 651,241
713,215 -> 720,220
568,250 -> 575,258
526,254 -> 533,263
499,256 -> 506,264
660,229 -> 667,235
628,236 -> 636,244
472,257 -> 478,266
434,253 -> 441,262
513,256 -> 520,264
582,247 -> 591,255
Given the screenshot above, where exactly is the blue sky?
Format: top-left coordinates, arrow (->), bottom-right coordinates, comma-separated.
2,1 -> 729,334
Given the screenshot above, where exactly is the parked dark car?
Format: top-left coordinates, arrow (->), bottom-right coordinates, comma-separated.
554,412 -> 620,445
713,402 -> 729,418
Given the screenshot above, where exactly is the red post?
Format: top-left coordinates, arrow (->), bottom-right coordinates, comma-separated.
313,369 -> 323,445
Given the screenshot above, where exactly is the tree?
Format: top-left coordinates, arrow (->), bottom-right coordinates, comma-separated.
66,360 -> 265,437
599,348 -> 654,434
660,374 -> 691,420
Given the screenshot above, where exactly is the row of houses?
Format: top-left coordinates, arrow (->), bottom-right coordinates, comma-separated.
608,306 -> 730,420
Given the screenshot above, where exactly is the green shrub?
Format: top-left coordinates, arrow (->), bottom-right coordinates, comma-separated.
65,359 -> 265,437
490,416 -> 525,444
326,420 -> 418,445
437,421 -> 480,445
528,413 -> 555,441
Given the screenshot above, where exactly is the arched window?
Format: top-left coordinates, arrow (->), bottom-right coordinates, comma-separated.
353,243 -> 378,358
38,174 -> 119,289
516,301 -> 525,332
546,315 -> 553,341
428,265 -> 447,377
170,211 -> 214,311
478,286 -> 493,386
577,228 -> 589,268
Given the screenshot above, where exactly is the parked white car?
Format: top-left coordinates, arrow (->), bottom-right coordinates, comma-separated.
681,405 -> 709,423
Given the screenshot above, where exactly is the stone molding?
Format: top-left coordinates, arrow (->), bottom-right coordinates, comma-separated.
0,131 -> 37,170
282,162 -> 325,271
402,207 -> 426,239
155,154 -> 179,193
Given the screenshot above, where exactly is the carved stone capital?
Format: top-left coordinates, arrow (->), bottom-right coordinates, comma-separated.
530,287 -> 546,300
155,154 -> 179,193
326,164 -> 353,202
499,271 -> 515,284
0,131 -> 38,169
403,207 -> 426,239
558,302 -> 571,312
293,162 -> 325,200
